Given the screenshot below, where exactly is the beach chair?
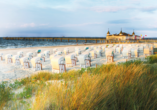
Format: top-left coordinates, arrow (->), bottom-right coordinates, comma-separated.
102,46 -> 106,52
37,53 -> 45,62
44,50 -> 50,58
31,57 -> 42,71
122,48 -> 131,59
98,46 -> 102,49
75,50 -> 81,56
53,48 -> 58,54
51,56 -> 66,73
78,54 -> 91,68
20,57 -> 30,69
0,53 -> 3,61
50,54 -> 58,61
138,46 -> 144,54
91,46 -> 94,50
17,51 -> 24,58
65,54 -> 77,67
12,55 -> 21,65
154,43 -> 157,48
144,48 -> 152,57
90,50 -> 97,59
34,49 -> 41,56
26,52 -> 33,60
96,49 -> 102,57
5,54 -> 13,64
131,48 -> 139,58
75,47 -> 80,51
106,50 -> 114,63
115,47 -> 122,54
64,48 -> 69,55
57,51 -> 62,55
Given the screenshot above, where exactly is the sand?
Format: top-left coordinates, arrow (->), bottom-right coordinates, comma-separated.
0,43 -> 147,82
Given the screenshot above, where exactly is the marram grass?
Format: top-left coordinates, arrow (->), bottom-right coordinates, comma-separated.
32,64 -> 157,110
1,61 -> 157,110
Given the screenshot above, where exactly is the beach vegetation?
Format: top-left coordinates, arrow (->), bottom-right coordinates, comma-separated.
0,56 -> 157,109
146,54 -> 157,64
32,63 -> 157,110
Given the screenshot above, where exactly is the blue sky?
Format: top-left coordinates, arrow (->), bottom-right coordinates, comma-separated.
0,0 -> 157,37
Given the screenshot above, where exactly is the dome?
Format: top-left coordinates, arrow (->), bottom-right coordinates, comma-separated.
119,28 -> 123,35
107,30 -> 110,34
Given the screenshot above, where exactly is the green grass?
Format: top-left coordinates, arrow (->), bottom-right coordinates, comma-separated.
147,54 -> 157,64
0,82 -> 14,109
9,80 -> 23,89
118,59 -> 143,66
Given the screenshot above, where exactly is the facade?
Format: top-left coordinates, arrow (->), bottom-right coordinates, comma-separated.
106,30 -> 141,40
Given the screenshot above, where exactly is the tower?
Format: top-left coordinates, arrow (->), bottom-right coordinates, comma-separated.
119,28 -> 122,35
132,30 -> 135,35
107,28 -> 110,36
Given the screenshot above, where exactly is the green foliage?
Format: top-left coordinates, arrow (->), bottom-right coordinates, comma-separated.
79,68 -> 86,74
118,59 -> 143,66
16,84 -> 39,99
147,55 -> 157,64
0,82 -> 13,108
9,80 -> 23,89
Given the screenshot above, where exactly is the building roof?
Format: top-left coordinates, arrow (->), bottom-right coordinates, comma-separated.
132,31 -> 135,35
106,30 -> 139,37
107,30 -> 110,34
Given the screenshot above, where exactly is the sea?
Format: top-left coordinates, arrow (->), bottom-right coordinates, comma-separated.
0,38 -> 97,49
0,37 -> 157,49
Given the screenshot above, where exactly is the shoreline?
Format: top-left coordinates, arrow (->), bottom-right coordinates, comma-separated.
0,42 -> 153,51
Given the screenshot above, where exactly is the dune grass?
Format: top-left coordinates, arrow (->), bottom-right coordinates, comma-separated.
1,58 -> 157,110
0,82 -> 13,109
32,63 -> 157,110
147,54 -> 157,64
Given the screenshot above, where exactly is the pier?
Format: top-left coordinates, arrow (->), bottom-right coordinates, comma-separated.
2,37 -> 157,44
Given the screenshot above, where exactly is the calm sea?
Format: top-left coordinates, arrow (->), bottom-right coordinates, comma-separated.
0,37 -> 157,49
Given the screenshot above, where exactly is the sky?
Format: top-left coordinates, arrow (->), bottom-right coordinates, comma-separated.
0,0 -> 157,37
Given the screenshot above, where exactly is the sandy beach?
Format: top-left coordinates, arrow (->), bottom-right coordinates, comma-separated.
0,43 -> 147,82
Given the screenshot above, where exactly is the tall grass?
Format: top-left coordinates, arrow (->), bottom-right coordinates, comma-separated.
20,69 -> 86,85
1,57 -> 157,109
0,69 -> 86,109
32,64 -> 157,110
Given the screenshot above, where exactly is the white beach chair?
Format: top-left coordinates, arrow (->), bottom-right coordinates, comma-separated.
51,56 -> 66,73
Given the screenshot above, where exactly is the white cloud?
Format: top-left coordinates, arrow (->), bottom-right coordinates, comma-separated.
58,22 -> 103,27
90,6 -> 133,12
20,23 -> 35,28
40,24 -> 48,26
